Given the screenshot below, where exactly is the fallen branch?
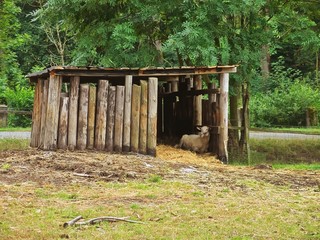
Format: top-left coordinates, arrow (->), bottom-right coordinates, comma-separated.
63,215 -> 83,228
63,216 -> 144,227
73,173 -> 94,178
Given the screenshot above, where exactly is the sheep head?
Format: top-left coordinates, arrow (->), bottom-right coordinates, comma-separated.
196,126 -> 210,137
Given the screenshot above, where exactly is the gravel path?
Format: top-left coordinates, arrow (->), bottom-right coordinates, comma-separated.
250,131 -> 320,140
0,131 -> 31,139
0,131 -> 319,140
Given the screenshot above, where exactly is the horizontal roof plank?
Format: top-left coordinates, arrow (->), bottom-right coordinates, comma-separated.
26,65 -> 237,81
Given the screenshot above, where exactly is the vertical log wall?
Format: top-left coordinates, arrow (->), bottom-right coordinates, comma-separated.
30,75 -> 158,156
219,73 -> 229,163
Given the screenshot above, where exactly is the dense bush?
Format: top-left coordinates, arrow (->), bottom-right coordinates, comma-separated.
3,85 -> 34,127
250,56 -> 320,127
250,80 -> 320,127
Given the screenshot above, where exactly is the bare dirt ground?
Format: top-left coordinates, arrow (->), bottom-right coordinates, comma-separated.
0,145 -> 319,192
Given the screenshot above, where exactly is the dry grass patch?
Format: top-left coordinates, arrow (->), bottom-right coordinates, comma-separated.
157,144 -> 221,166
0,147 -> 319,239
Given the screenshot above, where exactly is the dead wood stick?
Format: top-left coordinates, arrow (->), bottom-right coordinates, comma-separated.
63,215 -> 83,228
73,173 -> 94,178
66,216 -> 144,226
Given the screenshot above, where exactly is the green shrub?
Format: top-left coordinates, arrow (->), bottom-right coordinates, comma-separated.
251,56 -> 320,127
251,56 -> 320,128
3,85 -> 34,127
251,81 -> 320,127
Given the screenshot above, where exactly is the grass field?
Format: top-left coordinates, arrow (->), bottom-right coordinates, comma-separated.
250,138 -> 320,165
251,127 -> 320,135
0,127 -> 31,132
0,143 -> 319,239
1,176 -> 319,239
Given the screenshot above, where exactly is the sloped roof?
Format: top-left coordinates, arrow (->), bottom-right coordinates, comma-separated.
26,65 -> 237,82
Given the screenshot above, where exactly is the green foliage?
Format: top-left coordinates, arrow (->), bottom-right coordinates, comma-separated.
0,0 -> 30,101
3,85 -> 34,127
147,174 -> 162,183
251,81 -> 320,127
251,57 -> 320,127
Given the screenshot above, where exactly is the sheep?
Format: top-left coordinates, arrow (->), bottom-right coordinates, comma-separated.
177,126 -> 210,153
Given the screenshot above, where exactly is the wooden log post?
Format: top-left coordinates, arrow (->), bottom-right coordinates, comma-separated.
39,79 -> 49,147
147,77 -> 158,156
171,80 -> 178,92
30,79 -> 43,147
43,74 -> 62,150
131,84 -> 141,152
194,75 -> 202,127
57,97 -> 69,150
106,86 -> 116,152
219,73 -> 229,163
171,78 -> 178,135
123,75 -> 132,152
95,80 -> 109,150
77,84 -> 89,150
114,86 -> 125,152
208,83 -> 217,152
164,82 -> 173,136
139,80 -> 148,154
157,85 -> 164,137
68,76 -> 80,150
208,83 -> 216,126
87,85 -> 96,149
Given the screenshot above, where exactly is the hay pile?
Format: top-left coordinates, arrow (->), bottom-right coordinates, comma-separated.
156,144 -> 221,166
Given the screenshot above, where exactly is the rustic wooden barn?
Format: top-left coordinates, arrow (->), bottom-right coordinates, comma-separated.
27,66 -> 237,162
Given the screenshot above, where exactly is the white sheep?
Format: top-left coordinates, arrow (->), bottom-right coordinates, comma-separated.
177,126 -> 210,153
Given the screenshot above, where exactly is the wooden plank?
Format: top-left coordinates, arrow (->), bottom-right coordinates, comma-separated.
30,79 -> 43,147
208,83 -> 216,126
39,79 -> 48,147
106,86 -> 116,152
212,101 -> 220,154
77,84 -> 89,150
218,73 -> 229,163
172,81 -> 178,92
57,97 -> 69,149
194,75 -> 202,126
114,85 -> 125,152
95,80 -> 109,150
147,77 -> 158,156
130,84 -> 141,152
87,85 -> 96,149
163,82 -> 174,136
43,74 -> 62,150
157,86 -> 164,137
160,88 -> 219,97
123,75 -> 132,152
139,80 -> 148,154
68,76 -> 80,150
27,65 -> 238,81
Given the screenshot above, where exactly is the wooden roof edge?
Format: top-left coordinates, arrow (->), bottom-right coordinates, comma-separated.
26,65 -> 238,79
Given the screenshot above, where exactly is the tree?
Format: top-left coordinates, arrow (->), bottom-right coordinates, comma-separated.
0,0 -> 29,100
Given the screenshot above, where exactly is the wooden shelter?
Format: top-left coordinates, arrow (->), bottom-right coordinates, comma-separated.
27,65 -> 237,162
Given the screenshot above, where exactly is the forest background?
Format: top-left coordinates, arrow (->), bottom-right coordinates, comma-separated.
1,0 -> 320,132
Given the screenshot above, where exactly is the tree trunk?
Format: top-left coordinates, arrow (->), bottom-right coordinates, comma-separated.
239,83 -> 250,164
261,44 -> 270,82
229,82 -> 240,150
